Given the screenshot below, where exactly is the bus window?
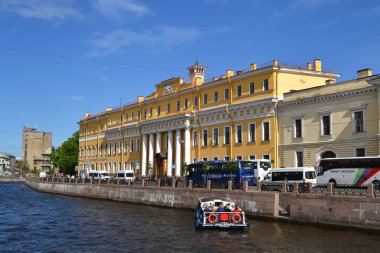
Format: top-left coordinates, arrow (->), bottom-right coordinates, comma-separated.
260,161 -> 271,171
240,161 -> 254,170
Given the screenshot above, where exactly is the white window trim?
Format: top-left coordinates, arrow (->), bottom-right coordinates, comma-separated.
263,79 -> 269,91
351,109 -> 365,134
235,155 -> 243,161
235,124 -> 243,144
224,126 -> 231,144
262,121 -> 271,141
212,127 -> 219,145
193,130 -> 199,147
320,112 -> 332,136
193,157 -> 198,163
249,154 -> 256,160
213,156 -> 219,161
136,138 -> 140,152
293,118 -> 303,139
248,122 -> 256,142
224,156 -> 231,161
202,129 -> 208,146
262,153 -> 270,160
202,157 -> 208,161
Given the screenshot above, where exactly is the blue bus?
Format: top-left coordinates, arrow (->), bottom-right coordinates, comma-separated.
186,160 -> 255,188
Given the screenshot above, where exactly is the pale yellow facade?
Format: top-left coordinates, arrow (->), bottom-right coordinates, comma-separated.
78,59 -> 339,177
278,69 -> 380,167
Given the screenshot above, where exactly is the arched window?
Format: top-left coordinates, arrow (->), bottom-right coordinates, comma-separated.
321,151 -> 336,159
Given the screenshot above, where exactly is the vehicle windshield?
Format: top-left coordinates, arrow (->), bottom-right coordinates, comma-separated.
260,161 -> 271,171
100,173 -> 109,177
126,173 -> 134,177
240,161 -> 254,169
305,171 -> 316,179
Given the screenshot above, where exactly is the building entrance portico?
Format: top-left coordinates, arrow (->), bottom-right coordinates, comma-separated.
140,114 -> 191,178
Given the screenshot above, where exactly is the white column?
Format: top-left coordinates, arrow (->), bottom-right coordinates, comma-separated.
167,130 -> 173,177
175,129 -> 181,177
141,134 -> 147,177
148,133 -> 154,172
156,132 -> 161,154
184,126 -> 191,165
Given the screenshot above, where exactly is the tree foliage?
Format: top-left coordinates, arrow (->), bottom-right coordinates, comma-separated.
51,131 -> 79,175
16,160 -> 29,175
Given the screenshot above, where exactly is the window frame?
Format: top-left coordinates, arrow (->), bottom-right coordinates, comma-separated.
262,121 -> 270,141
235,124 -> 243,144
248,122 -> 256,142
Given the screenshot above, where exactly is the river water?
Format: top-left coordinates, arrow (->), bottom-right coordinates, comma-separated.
0,183 -> 379,253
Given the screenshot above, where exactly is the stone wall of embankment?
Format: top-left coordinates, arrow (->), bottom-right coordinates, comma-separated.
25,179 -> 380,231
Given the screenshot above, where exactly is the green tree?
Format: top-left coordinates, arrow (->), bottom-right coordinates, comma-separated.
16,160 -> 29,176
51,131 -> 79,175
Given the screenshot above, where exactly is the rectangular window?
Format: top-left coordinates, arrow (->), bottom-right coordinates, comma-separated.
263,122 -> 270,141
263,154 -> 270,160
184,98 -> 188,109
214,91 -> 218,102
124,162 -> 128,170
137,111 -> 141,120
236,125 -> 242,144
114,142 -> 117,154
150,107 -> 153,117
355,148 -> 366,157
250,82 -> 255,94
130,139 -> 134,152
203,94 -> 208,105
131,112 -> 135,120
213,128 -> 219,145
224,88 -> 229,100
193,157 -> 198,163
176,101 -> 180,111
249,123 -> 256,142
353,111 -> 364,133
126,114 -> 129,122
213,157 -> 218,161
194,96 -> 199,107
157,106 -> 161,116
237,85 -> 242,97
224,156 -> 230,161
144,109 -> 147,119
263,79 -> 269,91
136,139 -> 140,152
124,140 -> 128,153
224,126 -> 230,144
167,103 -> 171,113
119,141 -> 122,154
202,157 -> 208,162
295,119 -> 302,138
236,156 -> 242,161
203,129 -> 208,146
249,155 -> 256,160
296,152 -> 304,167
193,131 -> 198,147
322,115 -> 331,136
120,116 -> 123,124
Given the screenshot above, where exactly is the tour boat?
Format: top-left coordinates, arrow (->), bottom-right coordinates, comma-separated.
194,197 -> 249,229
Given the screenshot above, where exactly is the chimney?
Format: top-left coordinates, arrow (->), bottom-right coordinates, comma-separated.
357,68 -> 373,78
250,62 -> 257,71
137,96 -> 144,103
212,77 -> 218,81
306,62 -> 312,71
226,69 -> 234,78
221,74 -> 227,79
313,59 -> 322,71
325,79 -> 336,85
273,59 -> 278,66
106,107 -> 112,112
85,112 -> 90,118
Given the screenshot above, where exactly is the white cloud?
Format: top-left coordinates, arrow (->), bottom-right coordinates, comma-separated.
88,26 -> 201,57
0,0 -> 81,21
93,0 -> 151,18
63,95 -> 84,102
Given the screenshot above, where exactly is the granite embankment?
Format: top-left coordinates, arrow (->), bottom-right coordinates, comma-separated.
25,179 -> 380,231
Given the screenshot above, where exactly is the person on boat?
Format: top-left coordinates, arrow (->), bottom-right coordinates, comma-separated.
233,205 -> 241,213
216,203 -> 225,212
224,203 -> 232,212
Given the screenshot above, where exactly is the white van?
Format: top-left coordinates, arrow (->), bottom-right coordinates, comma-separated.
39,171 -> 47,178
114,170 -> 135,182
261,167 -> 317,191
88,170 -> 111,180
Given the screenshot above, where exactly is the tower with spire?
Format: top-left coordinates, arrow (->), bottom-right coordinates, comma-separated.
187,61 -> 207,87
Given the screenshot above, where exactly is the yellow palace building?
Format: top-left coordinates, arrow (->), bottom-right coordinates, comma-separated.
78,59 -> 339,177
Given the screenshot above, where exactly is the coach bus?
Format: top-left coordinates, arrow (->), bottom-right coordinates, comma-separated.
316,157 -> 380,189
186,160 -> 256,188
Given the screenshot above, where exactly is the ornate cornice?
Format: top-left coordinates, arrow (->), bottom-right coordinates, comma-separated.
279,86 -> 377,109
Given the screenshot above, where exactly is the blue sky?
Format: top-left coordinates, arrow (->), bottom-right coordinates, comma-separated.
1,0 -> 380,157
